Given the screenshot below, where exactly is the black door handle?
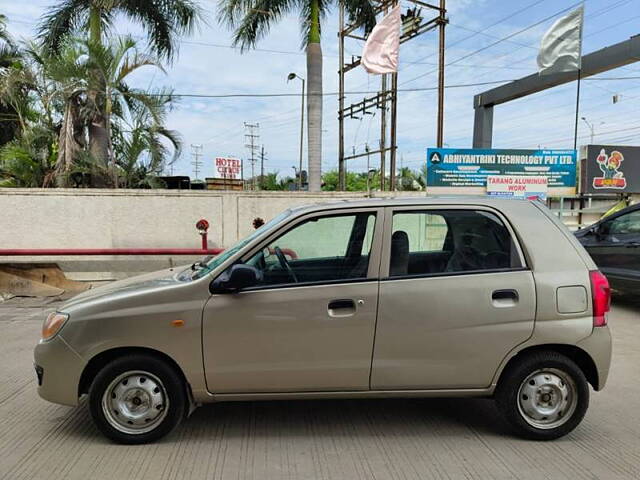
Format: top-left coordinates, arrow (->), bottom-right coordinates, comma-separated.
328,299 -> 355,310
492,289 -> 519,301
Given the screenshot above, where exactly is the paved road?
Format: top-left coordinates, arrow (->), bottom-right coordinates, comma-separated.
1,296 -> 639,480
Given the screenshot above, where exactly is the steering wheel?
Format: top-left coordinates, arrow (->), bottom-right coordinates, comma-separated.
274,246 -> 298,283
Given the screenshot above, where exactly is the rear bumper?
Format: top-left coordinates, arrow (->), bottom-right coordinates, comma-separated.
34,335 -> 86,406
577,326 -> 612,391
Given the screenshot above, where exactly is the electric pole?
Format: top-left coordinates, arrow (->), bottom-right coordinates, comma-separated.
259,145 -> 267,190
338,0 -> 447,190
244,122 -> 260,190
190,144 -> 203,181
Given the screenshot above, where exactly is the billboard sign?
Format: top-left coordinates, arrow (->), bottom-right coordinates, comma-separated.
582,145 -> 640,193
426,148 -> 577,195
486,175 -> 548,201
214,157 -> 242,180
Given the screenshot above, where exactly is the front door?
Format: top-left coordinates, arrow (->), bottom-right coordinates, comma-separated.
203,208 -> 382,393
371,207 -> 536,390
583,209 -> 640,290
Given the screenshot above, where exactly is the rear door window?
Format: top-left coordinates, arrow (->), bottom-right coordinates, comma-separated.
389,209 -> 522,277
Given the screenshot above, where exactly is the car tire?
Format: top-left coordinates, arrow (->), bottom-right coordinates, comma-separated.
495,351 -> 589,441
89,354 -> 187,444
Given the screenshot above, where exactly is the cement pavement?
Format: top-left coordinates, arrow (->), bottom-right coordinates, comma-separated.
1,296 -> 639,480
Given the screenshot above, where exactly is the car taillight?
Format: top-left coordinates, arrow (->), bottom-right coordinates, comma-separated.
590,270 -> 611,327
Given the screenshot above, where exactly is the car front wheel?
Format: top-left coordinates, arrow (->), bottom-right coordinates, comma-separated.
89,354 -> 187,444
495,351 -> 589,440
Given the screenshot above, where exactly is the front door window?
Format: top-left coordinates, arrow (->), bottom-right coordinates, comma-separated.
246,212 -> 376,287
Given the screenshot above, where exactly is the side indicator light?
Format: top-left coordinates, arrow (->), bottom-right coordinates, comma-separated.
171,319 -> 185,327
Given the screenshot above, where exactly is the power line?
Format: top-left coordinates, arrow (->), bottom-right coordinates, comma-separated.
450,0 -> 637,83
390,0 -> 551,78
400,0 -> 585,87
150,80 -> 515,99
141,76 -> 640,100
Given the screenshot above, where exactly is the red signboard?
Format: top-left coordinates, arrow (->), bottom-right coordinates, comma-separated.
214,157 -> 242,180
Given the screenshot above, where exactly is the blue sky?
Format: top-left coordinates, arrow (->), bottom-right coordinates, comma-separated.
3,0 -> 640,179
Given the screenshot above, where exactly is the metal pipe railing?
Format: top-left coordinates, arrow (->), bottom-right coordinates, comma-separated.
0,218 -> 223,257
0,248 -> 224,256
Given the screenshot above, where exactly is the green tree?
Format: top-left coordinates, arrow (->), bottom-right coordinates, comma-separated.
0,37 -> 180,188
397,166 -> 423,191
37,0 -> 202,62
0,16 -> 25,145
322,169 -> 370,191
0,41 -> 60,186
115,91 -> 182,188
0,124 -> 57,187
43,36 -> 171,185
220,0 -> 376,192
36,0 -> 202,180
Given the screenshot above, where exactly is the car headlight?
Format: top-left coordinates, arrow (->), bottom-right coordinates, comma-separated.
42,312 -> 69,341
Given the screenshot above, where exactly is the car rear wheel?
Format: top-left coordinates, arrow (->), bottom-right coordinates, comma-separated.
495,351 -> 589,440
89,354 -> 187,444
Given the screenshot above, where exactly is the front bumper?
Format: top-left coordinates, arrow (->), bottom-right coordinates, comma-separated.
34,335 -> 86,406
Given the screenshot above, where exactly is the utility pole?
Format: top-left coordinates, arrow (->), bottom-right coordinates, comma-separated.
244,122 -> 260,190
380,72 -> 387,192
436,0 -> 447,147
338,0 -> 447,191
259,145 -> 267,190
190,144 -> 203,181
287,73 -> 305,191
338,3 -> 346,191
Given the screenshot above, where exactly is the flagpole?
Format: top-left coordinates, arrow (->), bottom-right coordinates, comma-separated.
573,68 -> 581,151
573,3 -> 585,152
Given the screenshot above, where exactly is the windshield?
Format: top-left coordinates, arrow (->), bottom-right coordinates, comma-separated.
187,210 -> 293,280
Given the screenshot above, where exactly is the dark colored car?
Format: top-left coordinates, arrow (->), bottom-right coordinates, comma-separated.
575,203 -> 640,293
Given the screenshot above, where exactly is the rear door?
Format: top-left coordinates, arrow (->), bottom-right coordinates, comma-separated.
371,206 -> 536,390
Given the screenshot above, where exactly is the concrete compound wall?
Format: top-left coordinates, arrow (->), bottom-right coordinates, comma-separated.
0,188 -> 422,249
0,188 -> 419,279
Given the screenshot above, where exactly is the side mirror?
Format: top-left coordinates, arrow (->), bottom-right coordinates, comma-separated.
210,264 -> 262,293
594,224 -> 609,240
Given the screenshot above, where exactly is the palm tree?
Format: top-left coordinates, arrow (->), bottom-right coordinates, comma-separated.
219,0 -> 376,192
36,0 -> 202,63
36,0 -> 202,185
43,36 -> 169,185
115,91 -> 182,188
0,15 -> 25,146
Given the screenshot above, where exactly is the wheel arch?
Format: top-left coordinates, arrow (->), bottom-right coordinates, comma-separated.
496,344 -> 599,391
78,346 -> 192,400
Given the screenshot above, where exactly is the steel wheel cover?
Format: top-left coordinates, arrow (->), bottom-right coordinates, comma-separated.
101,370 -> 169,435
517,368 -> 578,430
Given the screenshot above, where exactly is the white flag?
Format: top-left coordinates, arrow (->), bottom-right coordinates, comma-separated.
361,5 -> 400,75
537,6 -> 584,75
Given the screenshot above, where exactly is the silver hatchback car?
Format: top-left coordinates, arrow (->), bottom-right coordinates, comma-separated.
35,197 -> 612,444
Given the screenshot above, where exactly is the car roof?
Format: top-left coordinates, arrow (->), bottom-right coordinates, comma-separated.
289,195 -> 535,215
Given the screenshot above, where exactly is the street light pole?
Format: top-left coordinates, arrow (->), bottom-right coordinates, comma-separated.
288,73 -> 305,190
581,117 -> 604,145
581,117 -> 594,144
